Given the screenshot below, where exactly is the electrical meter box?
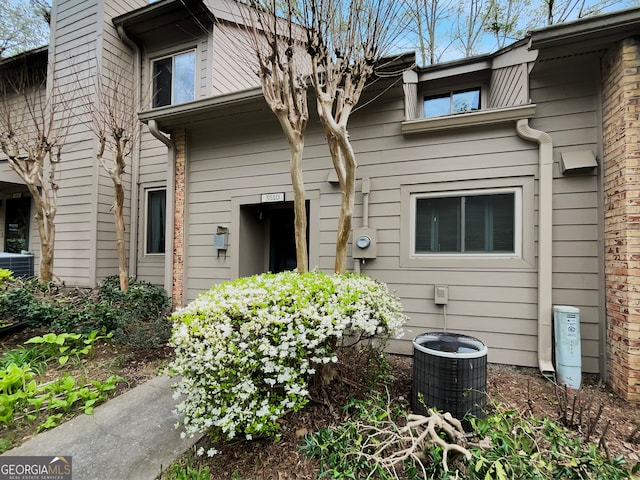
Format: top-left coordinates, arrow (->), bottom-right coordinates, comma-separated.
553,305 -> 581,389
352,228 -> 377,259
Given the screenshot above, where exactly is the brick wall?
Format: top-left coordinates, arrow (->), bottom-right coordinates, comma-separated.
602,38 -> 640,402
172,130 -> 186,307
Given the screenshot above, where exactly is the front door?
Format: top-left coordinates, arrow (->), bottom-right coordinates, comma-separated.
4,196 -> 31,253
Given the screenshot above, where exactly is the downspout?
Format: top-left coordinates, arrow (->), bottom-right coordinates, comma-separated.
516,119 -> 555,377
148,120 -> 175,296
116,25 -> 141,278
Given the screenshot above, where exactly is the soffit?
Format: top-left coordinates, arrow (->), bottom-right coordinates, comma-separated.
113,0 -> 214,47
138,87 -> 266,131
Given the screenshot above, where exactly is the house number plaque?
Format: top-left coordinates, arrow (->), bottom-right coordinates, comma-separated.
261,192 -> 285,203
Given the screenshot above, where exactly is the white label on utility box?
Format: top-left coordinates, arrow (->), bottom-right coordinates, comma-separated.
566,314 -> 578,338
261,192 -> 285,203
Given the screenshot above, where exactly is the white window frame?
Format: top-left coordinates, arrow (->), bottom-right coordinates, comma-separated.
400,177 -> 535,269
151,48 -> 197,108
410,187 -> 522,257
144,187 -> 166,256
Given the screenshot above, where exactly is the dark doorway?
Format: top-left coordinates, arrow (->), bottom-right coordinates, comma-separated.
238,201 -> 309,277
267,202 -> 309,273
4,196 -> 31,253
268,206 -> 298,273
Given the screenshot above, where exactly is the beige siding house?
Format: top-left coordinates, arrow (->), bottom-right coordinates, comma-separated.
1,0 -> 639,401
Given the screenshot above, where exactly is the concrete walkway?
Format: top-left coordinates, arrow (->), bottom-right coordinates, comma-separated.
3,375 -> 202,480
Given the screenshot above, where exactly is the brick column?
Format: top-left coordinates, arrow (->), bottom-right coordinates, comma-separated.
602,38 -> 640,402
172,130 -> 186,308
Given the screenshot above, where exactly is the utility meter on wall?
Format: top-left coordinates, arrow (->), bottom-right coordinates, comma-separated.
356,235 -> 371,249
352,228 -> 377,259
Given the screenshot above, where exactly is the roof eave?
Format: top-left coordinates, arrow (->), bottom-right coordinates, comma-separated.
138,87 -> 265,131
529,6 -> 640,50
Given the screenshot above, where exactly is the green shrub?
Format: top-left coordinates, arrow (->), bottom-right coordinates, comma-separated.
0,275 -> 171,347
89,276 -> 171,347
169,270 -> 407,446
0,280 -> 61,327
467,409 -> 637,480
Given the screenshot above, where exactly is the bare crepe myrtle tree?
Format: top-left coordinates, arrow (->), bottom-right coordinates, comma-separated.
226,0 -> 311,273
86,54 -> 141,291
220,0 -> 408,273
410,0 -> 455,66
300,0 -> 409,273
0,60 -> 67,282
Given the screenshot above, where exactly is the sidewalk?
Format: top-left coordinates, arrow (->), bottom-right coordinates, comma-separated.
3,375 -> 202,480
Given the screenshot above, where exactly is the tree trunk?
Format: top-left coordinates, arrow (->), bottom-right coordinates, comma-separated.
113,181 -> 129,291
333,142 -> 356,274
318,112 -> 357,274
289,141 -> 308,273
30,191 -> 55,283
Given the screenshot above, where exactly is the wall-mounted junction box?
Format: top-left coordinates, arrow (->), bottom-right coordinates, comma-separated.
434,285 -> 449,305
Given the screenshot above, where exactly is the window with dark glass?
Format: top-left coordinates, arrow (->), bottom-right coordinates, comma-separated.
415,192 -> 514,253
152,50 -> 196,108
146,189 -> 166,254
424,87 -> 481,118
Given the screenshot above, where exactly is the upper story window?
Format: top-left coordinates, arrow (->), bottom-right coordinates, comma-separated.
152,50 -> 196,108
423,87 -> 481,118
413,188 -> 518,254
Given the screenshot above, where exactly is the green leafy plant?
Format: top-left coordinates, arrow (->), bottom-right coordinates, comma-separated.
0,345 -> 48,374
169,270 -> 407,446
0,269 -> 13,289
466,407 -> 636,480
165,464 -> 212,480
25,331 -> 110,365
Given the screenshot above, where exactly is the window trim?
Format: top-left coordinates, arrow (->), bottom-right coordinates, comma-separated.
400,177 -> 535,269
411,187 -> 522,257
151,48 -> 197,108
144,187 -> 167,256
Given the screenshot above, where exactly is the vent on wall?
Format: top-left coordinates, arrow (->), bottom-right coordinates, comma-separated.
560,150 -> 598,175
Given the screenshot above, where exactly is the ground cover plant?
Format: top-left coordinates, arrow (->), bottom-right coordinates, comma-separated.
169,270 -> 407,445
0,269 -> 173,451
163,353 -> 640,480
0,272 -> 172,347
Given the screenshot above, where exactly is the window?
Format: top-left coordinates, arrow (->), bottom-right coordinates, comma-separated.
152,50 -> 196,108
146,189 -> 166,254
424,88 -> 480,118
413,189 -> 517,254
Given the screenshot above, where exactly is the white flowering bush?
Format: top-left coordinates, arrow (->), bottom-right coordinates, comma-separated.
169,270 -> 406,445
